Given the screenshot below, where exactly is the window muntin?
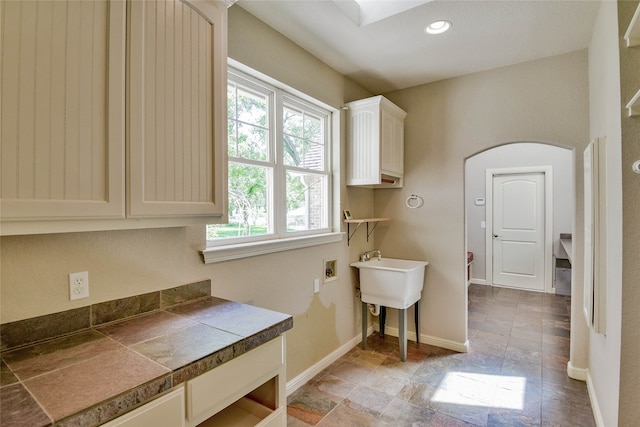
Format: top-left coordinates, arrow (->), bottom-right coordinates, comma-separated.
208,68 -> 331,244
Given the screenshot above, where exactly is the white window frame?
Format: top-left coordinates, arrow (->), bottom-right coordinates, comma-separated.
202,61 -> 342,264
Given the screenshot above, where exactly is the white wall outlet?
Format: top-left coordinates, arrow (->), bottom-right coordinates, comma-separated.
69,271 -> 89,300
313,278 -> 320,293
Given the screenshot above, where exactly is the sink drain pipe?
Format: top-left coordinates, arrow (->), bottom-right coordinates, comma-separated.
368,304 -> 381,316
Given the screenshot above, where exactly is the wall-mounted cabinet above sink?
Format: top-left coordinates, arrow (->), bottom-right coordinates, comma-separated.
345,96 -> 406,188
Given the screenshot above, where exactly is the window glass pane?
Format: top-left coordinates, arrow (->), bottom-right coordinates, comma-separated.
237,122 -> 268,161
286,171 -> 327,232
304,115 -> 322,143
228,84 -> 237,121
238,87 -> 267,126
283,106 -> 324,170
304,142 -> 324,170
207,163 -> 272,239
228,84 -> 269,161
283,135 -> 305,167
227,120 -> 237,158
283,106 -> 303,137
283,137 -> 324,170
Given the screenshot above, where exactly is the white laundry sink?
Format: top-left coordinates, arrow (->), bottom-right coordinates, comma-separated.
350,258 -> 429,309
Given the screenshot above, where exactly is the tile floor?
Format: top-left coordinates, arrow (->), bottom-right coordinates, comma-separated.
286,284 -> 595,426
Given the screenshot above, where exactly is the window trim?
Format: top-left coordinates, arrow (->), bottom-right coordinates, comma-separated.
201,231 -> 343,264
202,59 -> 343,263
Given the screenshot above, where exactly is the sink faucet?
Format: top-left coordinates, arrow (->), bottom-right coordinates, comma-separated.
360,249 -> 382,262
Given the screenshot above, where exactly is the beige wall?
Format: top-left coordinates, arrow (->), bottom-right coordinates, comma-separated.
587,1 -> 623,425
618,1 -> 640,426
376,50 -> 590,350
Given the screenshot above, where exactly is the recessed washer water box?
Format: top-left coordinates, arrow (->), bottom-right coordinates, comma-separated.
324,259 -> 337,283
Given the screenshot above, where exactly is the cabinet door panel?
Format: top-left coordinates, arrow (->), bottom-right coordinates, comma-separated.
346,106 -> 381,186
380,110 -> 404,176
0,0 -> 125,220
128,0 -> 227,218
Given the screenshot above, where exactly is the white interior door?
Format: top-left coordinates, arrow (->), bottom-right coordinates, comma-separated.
492,172 -> 546,290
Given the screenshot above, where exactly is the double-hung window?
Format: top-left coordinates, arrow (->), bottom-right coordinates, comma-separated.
206,66 -> 333,249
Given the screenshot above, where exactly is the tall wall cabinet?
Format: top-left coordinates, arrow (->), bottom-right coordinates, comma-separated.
0,0 -> 228,235
346,95 -> 407,188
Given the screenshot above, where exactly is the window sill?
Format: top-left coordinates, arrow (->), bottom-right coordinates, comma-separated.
201,232 -> 344,264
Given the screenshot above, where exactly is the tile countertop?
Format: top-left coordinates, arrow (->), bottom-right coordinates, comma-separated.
0,293 -> 293,427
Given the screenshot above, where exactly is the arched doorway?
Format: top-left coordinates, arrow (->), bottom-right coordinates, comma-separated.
465,142 -> 574,294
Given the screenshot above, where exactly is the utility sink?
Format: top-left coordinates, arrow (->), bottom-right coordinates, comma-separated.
350,258 -> 429,309
351,257 -> 429,361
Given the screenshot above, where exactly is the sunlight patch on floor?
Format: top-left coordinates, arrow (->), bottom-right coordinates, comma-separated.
432,372 -> 526,410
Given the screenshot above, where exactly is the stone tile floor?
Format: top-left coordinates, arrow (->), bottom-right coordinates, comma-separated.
287,284 -> 595,426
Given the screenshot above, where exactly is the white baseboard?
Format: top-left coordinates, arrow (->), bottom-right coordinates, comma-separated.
374,325 -> 469,353
286,326 -> 373,396
567,362 -> 603,426
470,278 -> 486,286
567,360 -> 588,381
585,368 -> 605,427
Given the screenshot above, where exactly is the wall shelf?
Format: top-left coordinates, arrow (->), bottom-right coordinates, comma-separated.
625,89 -> 640,117
344,218 -> 390,245
625,4 -> 640,119
624,3 -> 640,47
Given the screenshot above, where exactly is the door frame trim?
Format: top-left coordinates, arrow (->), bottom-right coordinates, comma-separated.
485,166 -> 554,293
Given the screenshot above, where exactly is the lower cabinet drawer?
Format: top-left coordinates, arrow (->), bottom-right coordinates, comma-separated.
186,335 -> 284,426
102,387 -> 185,427
195,397 -> 286,427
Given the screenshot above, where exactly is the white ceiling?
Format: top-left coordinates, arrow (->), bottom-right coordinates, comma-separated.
235,0 -> 601,94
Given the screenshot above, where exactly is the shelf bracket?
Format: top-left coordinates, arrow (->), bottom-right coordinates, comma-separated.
366,221 -> 380,241
347,222 -> 363,246
346,218 -> 390,245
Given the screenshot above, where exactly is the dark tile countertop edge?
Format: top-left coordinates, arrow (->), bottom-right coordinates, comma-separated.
0,280 -> 293,427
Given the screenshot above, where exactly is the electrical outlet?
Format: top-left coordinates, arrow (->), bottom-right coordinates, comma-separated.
69,271 -> 89,300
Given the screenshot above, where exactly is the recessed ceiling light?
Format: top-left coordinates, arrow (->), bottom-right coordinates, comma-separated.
425,20 -> 452,35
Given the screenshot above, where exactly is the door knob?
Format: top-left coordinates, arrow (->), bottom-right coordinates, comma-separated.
493,234 -> 499,238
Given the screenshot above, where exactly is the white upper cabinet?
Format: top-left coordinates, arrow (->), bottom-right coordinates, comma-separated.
0,0 -> 126,222
0,0 -> 228,235
346,95 -> 406,188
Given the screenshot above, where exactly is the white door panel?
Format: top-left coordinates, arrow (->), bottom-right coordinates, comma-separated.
500,241 -> 537,275
493,173 -> 545,290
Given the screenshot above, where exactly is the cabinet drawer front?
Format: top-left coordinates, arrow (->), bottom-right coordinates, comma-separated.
186,336 -> 284,424
102,387 -> 185,427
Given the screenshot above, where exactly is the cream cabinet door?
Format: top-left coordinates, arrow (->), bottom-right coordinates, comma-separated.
0,0 -> 126,221
380,106 -> 404,177
127,0 -> 227,219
